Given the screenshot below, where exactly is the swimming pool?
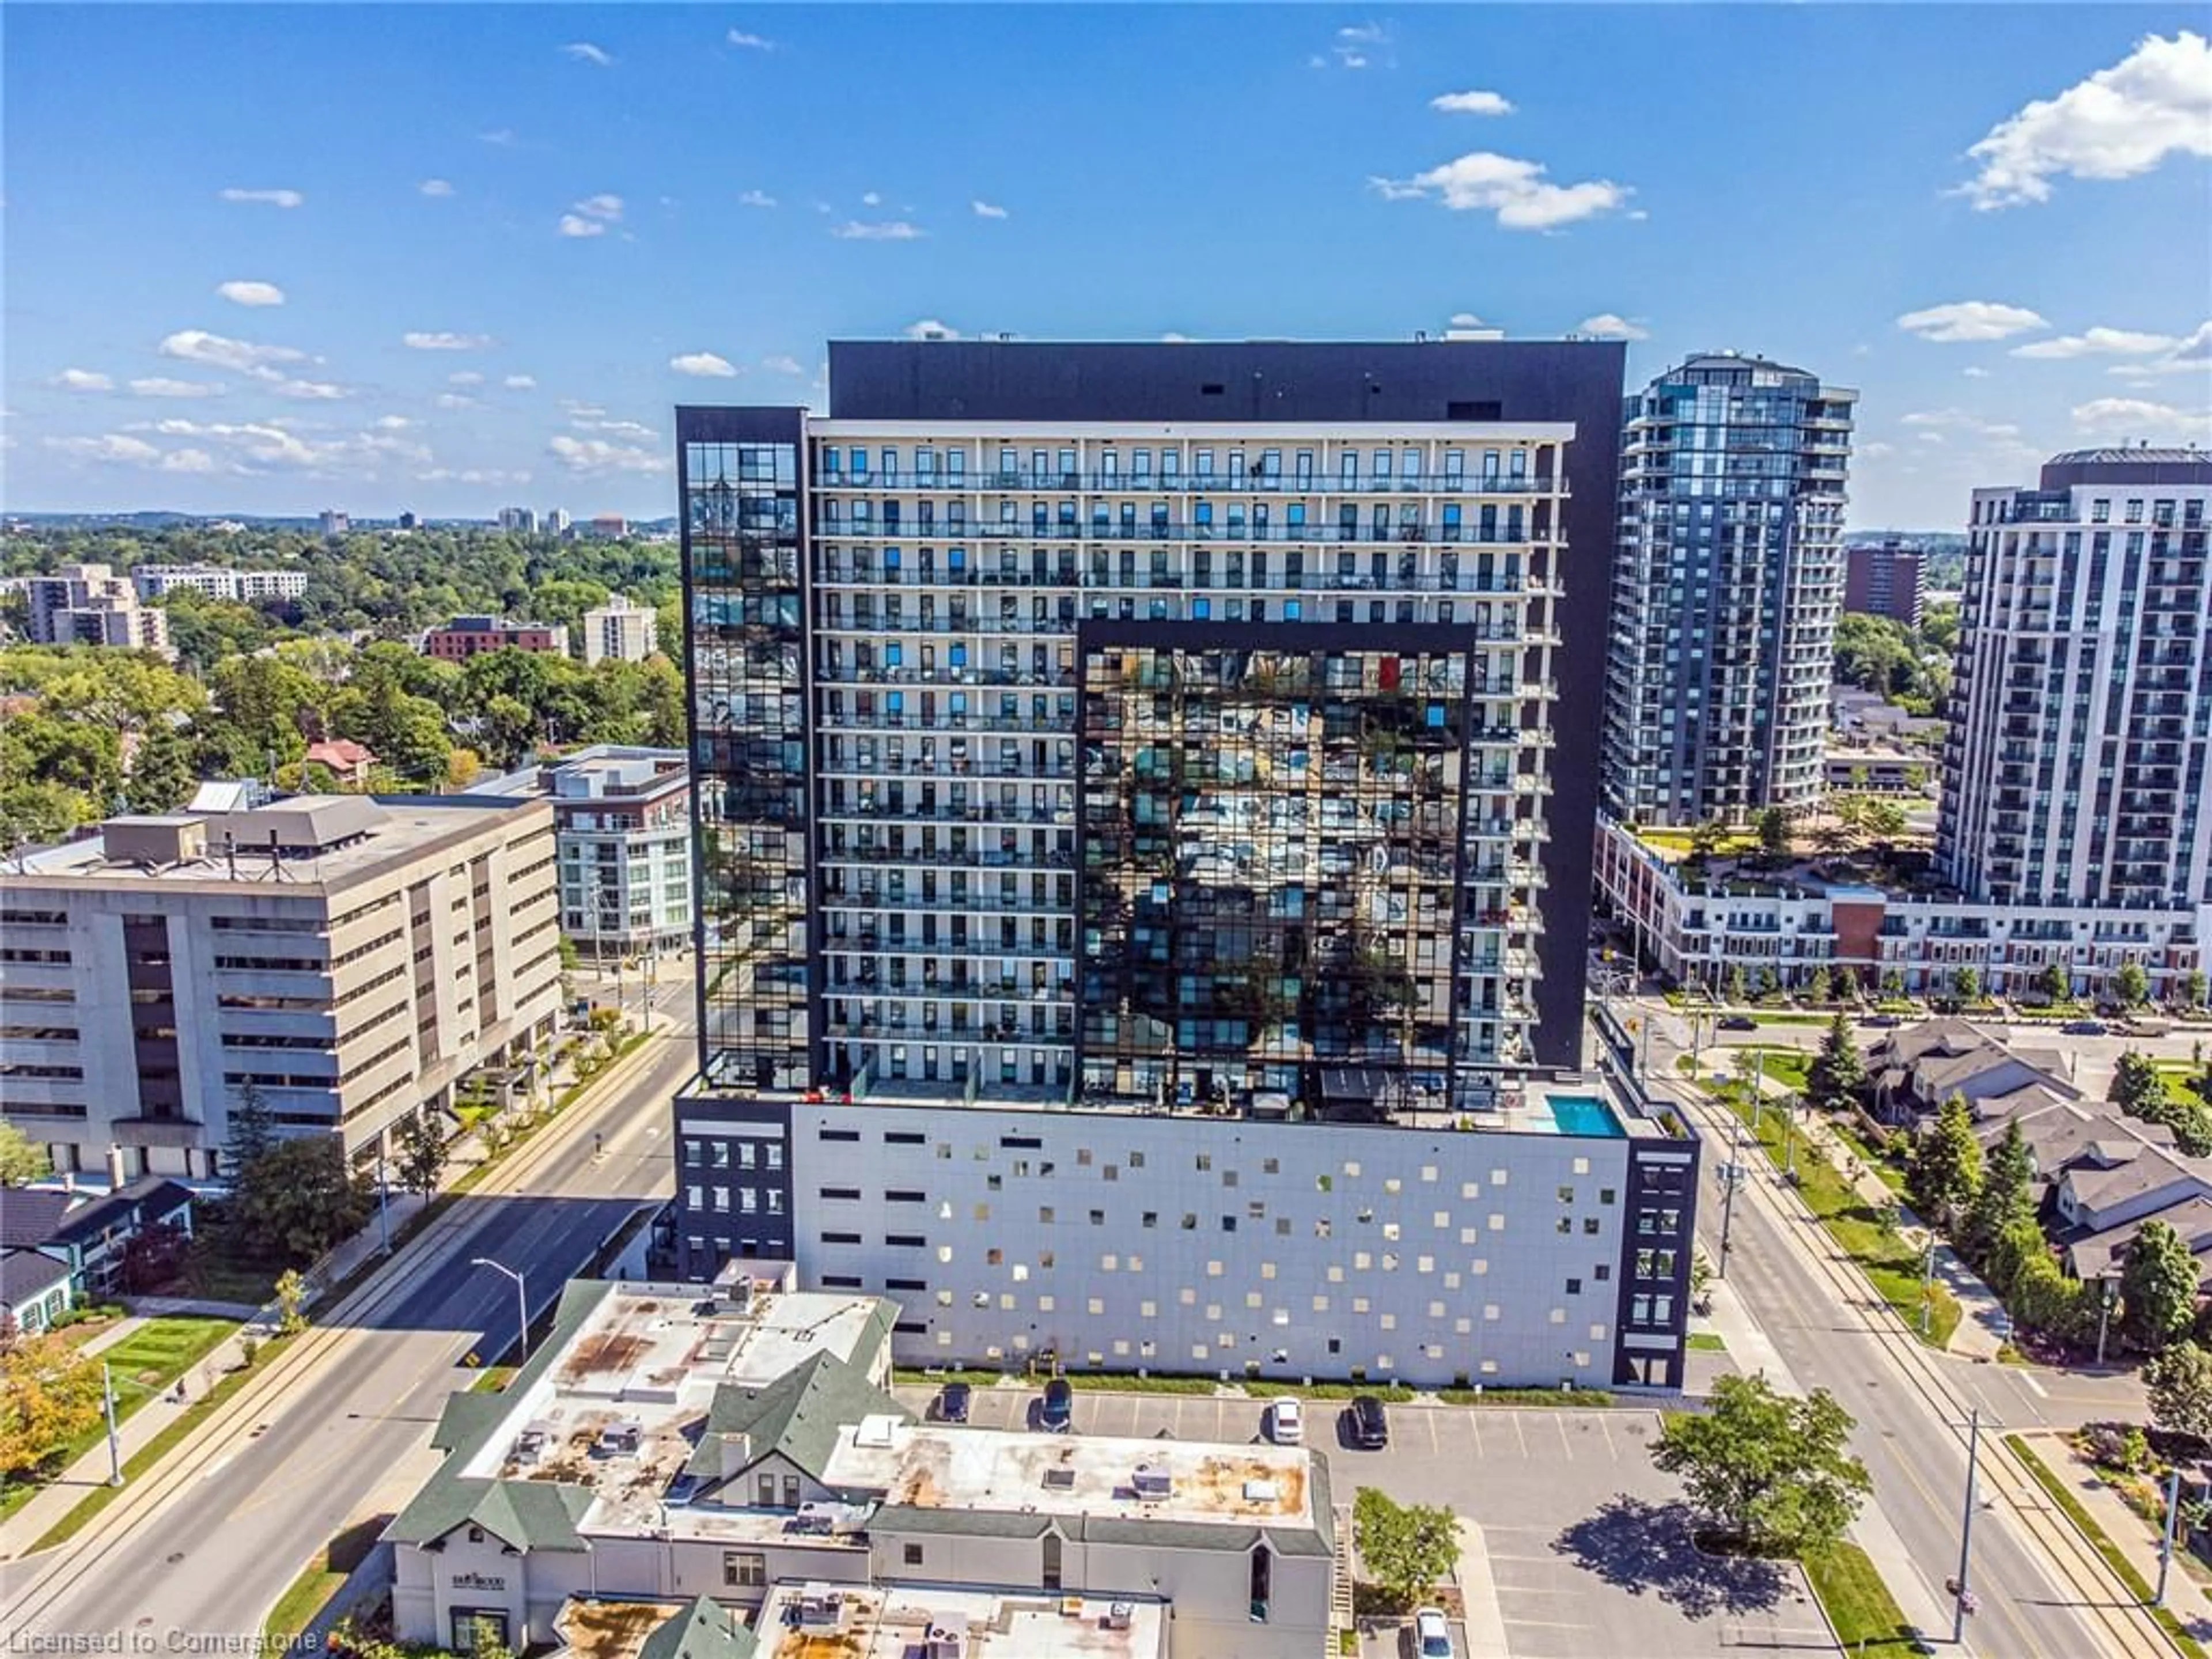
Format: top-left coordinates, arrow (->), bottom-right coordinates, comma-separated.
1537,1094 -> 1626,1138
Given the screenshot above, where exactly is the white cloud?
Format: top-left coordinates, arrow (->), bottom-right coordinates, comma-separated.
264,377 -> 349,400
563,41 -> 615,67
590,419 -> 657,440
45,433 -> 161,464
2071,396 -> 2212,438
1895,301 -> 2049,343
1160,333 -> 1195,344
374,416 -> 416,430
726,28 -> 775,51
558,194 -> 623,237
218,187 -> 303,208
130,377 -> 225,399
548,434 -> 671,475
971,199 -> 1009,219
449,371 -> 486,387
2105,321 -> 2212,377
1370,151 -> 1633,229
52,368 -> 113,392
560,399 -> 607,417
1859,441 -> 1896,460
418,466 -> 532,486
217,280 -> 286,308
419,178 -> 456,198
435,393 -> 480,410
1900,408 -> 2023,438
2012,325 -> 2187,359
1448,312 -> 1483,328
1431,89 -> 1514,116
138,417 -> 429,475
669,351 -> 739,377
158,329 -> 308,374
739,189 -> 778,208
762,355 -> 805,375
1964,366 -> 1991,378
861,191 -> 883,207
1325,21 -> 1392,70
1960,31 -> 2212,210
831,219 -> 925,240
1575,313 -> 1649,340
903,319 -> 959,340
404,331 -> 495,351
480,128 -> 517,147
503,374 -> 538,389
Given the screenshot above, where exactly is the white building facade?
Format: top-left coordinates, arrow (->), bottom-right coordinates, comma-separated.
582,593 -> 661,664
0,796 -> 562,1179
1941,449 -> 2211,911
26,563 -> 172,657
131,564 -> 308,603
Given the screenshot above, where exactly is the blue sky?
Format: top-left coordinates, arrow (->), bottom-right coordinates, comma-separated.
7,5 -> 2209,525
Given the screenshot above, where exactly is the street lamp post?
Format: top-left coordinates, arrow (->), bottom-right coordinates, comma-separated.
1718,1122 -> 1748,1281
2096,1276 -> 2116,1368
1952,1408 -> 1982,1643
472,1257 -> 531,1364
102,1361 -> 123,1486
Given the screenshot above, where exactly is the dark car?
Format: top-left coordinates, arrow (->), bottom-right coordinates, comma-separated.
1039,1377 -> 1074,1433
2062,1018 -> 2109,1036
1861,1013 -> 1901,1028
935,1381 -> 972,1424
1347,1393 -> 1389,1449
1719,1014 -> 1758,1032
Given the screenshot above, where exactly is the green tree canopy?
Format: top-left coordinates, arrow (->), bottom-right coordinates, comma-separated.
2147,1340 -> 2212,1444
1651,1373 -> 1872,1554
2123,1219 -> 2201,1353
1961,1118 -> 2035,1262
1806,1010 -> 1867,1111
1352,1486 -> 1463,1609
0,1122 -> 51,1187
1908,1093 -> 1983,1225
230,1137 -> 370,1264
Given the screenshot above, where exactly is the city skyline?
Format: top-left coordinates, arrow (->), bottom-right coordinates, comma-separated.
7,6 -> 2209,524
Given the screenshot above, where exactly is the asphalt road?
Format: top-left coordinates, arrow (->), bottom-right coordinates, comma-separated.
0,1032 -> 691,1646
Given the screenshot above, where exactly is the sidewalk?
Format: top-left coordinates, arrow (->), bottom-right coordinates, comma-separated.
1454,1518 -> 1509,1658
2017,1430 -> 2212,1644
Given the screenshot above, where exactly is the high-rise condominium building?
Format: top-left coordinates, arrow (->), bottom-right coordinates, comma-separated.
1941,448 -> 2212,910
498,506 -> 540,534
581,592 -> 660,664
0,795 -> 561,1180
667,340 -> 1703,1392
1844,537 -> 1926,627
1604,352 -> 1856,825
132,563 -> 309,604
26,563 -> 173,658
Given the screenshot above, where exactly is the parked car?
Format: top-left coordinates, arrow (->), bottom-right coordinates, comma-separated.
1346,1393 -> 1389,1449
2062,1018 -> 2109,1036
1861,1013 -> 1902,1028
934,1381 -> 971,1423
1268,1396 -> 1304,1445
1039,1377 -> 1074,1433
1719,1014 -> 1758,1032
1414,1607 -> 1455,1658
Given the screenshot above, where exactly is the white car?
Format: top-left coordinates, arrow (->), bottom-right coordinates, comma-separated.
1414,1607 -> 1454,1658
1268,1396 -> 1303,1445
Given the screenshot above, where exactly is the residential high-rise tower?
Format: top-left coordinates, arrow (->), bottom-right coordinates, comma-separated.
1604,352 -> 1856,825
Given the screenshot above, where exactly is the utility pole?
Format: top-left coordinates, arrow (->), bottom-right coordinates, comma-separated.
1718,1122 -> 1747,1280
2157,1465 -> 2183,1607
2096,1277 -> 2115,1368
1921,1236 -> 1936,1338
1952,1409 -> 1982,1643
376,1141 -> 391,1256
1783,1094 -> 1798,1183
103,1361 -> 123,1486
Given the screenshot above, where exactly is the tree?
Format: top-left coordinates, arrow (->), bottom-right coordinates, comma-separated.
0,1122 -> 50,1187
1688,816 -> 1729,860
224,1082 -> 276,1175
2123,1219 -> 2200,1353
1804,964 -> 1832,1006
393,1112 -> 449,1198
2012,1253 -> 2091,1340
1352,1486 -> 1462,1609
1754,964 -> 1780,1001
1651,1373 -> 1872,1555
230,1137 -> 370,1264
1806,1010 -> 1866,1112
1986,1215 -> 2048,1300
2147,1341 -> 2212,1445
0,1330 -> 105,1487
1908,1093 -> 1982,1226
1755,806 -> 1790,860
118,1219 -> 191,1293
1954,965 -> 1980,1005
1861,799 -> 1907,843
2113,960 -> 2150,1010
273,1268 -> 309,1336
1879,968 -> 1906,1001
124,721 -> 196,814
1962,1119 -> 2035,1263
1726,963 -> 1749,1007
2037,962 -> 2070,1004
2185,971 -> 2208,1012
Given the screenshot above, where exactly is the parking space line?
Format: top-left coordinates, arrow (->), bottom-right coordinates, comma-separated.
1555,1414 -> 1574,1460
1513,1414 -> 1528,1457
1468,1409 -> 1483,1459
1426,1410 -> 1441,1456
1597,1413 -> 1618,1460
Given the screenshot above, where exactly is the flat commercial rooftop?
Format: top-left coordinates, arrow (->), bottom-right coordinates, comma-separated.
756,1584 -> 1167,1659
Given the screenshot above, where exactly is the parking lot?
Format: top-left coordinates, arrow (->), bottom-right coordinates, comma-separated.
892,1385 -> 1836,1658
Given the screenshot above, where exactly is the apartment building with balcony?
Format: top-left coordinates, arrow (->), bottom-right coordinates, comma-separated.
582,593 -> 661,664
1843,537 -> 1927,627
0,794 -> 562,1180
669,339 -> 1701,1391
468,745 -> 693,960
1604,352 -> 1856,826
423,615 -> 571,661
130,563 -> 309,603
26,562 -> 173,657
1940,448 -> 2211,913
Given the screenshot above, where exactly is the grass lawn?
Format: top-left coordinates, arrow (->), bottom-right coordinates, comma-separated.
33,1336 -> 294,1551
263,1514 -> 382,1643
0,1316 -> 239,1522
1743,1048 -> 1812,1093
1802,1539 -> 1925,1657
468,1365 -> 517,1393
2006,1434 -> 2209,1659
1719,1089 -> 1961,1349
1687,1332 -> 1727,1352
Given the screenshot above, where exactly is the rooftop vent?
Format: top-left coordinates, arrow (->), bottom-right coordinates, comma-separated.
923,1615 -> 969,1659
854,1413 -> 900,1449
1105,1604 -> 1134,1632
1131,1463 -> 1173,1501
1043,1467 -> 1077,1490
794,1586 -> 845,1631
596,1421 -> 642,1457
1244,1478 -> 1280,1502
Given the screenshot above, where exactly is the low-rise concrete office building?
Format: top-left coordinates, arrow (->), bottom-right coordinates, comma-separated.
0,794 -> 562,1179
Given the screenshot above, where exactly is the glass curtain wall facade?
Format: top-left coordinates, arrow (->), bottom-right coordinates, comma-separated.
681,412 -> 814,1091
